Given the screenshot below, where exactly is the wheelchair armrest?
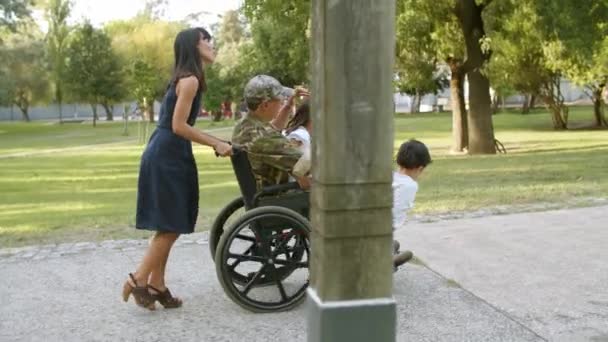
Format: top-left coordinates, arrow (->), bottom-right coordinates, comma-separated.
253,182 -> 301,205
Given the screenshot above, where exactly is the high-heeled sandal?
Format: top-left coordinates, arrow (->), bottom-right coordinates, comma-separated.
122,273 -> 156,310
147,285 -> 183,309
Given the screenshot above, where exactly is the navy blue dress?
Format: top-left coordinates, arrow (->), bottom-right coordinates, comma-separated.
135,81 -> 202,234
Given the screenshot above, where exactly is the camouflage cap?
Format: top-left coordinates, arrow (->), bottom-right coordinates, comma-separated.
244,75 -> 293,108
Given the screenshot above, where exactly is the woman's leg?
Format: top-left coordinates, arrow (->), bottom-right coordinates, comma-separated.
148,232 -> 180,290
131,232 -> 179,286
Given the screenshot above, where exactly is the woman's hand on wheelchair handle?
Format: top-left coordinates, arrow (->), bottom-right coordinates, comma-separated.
214,141 -> 233,157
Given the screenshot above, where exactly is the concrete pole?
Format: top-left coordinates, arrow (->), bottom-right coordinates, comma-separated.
307,0 -> 397,341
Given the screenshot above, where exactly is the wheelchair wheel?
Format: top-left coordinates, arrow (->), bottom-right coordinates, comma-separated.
209,197 -> 245,261
215,206 -> 311,313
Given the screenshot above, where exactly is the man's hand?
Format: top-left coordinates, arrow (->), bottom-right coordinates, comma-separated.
296,175 -> 311,190
286,87 -> 310,107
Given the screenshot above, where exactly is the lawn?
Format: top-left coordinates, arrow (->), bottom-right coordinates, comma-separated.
1,108 -> 606,247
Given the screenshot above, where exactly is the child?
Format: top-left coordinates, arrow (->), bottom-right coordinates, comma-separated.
285,100 -> 312,178
392,139 -> 432,269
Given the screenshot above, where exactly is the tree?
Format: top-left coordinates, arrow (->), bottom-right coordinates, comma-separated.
535,0 -> 608,128
394,0 -> 496,153
0,25 -> 49,121
395,0 -> 448,114
218,9 -> 244,45
454,0 -> 497,154
203,10 -> 249,114
0,0 -> 32,32
106,16 -> 184,122
45,0 -> 71,123
142,0 -> 168,20
241,0 -> 310,86
486,1 -> 553,116
64,23 -> 125,125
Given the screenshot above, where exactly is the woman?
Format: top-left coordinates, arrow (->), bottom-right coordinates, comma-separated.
122,27 -> 232,310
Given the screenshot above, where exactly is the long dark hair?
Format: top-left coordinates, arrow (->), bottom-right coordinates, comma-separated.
171,27 -> 211,91
285,100 -> 311,135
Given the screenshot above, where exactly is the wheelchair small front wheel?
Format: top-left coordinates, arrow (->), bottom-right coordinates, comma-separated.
215,206 -> 311,313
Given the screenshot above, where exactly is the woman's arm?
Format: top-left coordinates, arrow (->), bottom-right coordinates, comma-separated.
172,76 -> 232,156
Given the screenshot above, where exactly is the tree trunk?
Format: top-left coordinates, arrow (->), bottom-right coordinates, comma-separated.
541,95 -> 567,130
122,104 -> 129,136
529,94 -> 537,110
16,92 -> 30,122
18,105 -> 30,122
492,94 -> 501,114
102,103 -> 114,121
148,100 -> 155,123
592,86 -> 607,127
522,94 -> 530,114
410,91 -> 421,114
56,84 -> 63,124
409,94 -> 416,114
91,103 -> 98,127
450,63 -> 468,152
540,77 -> 568,130
456,0 -> 496,154
467,70 -> 496,154
212,110 -> 222,122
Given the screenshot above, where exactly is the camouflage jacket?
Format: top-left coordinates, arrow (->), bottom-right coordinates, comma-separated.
232,114 -> 303,188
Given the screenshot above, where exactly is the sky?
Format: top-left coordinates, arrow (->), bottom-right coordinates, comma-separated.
34,0 -> 242,31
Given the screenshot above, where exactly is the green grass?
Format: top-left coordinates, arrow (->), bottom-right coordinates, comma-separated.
1,108 -> 606,247
394,107 -> 608,213
0,119 -> 235,155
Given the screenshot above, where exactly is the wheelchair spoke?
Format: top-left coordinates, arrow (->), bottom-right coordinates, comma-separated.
228,242 -> 257,270
273,259 -> 308,268
228,253 -> 267,264
302,236 -> 310,256
270,265 -> 288,301
235,234 -> 256,243
242,265 -> 267,295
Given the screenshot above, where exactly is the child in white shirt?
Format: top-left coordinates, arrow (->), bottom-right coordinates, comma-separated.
392,139 -> 432,269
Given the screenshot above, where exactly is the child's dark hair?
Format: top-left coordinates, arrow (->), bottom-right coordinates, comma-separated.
396,139 -> 432,169
285,99 -> 310,135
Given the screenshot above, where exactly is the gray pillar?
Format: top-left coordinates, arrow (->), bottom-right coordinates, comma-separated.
307,0 -> 397,341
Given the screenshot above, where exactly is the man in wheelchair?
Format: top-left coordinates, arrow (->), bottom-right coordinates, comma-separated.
232,75 -> 311,191
231,75 -> 409,273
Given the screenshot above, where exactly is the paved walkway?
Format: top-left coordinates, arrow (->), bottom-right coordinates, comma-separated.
1,206 -> 606,341
402,205 -> 608,342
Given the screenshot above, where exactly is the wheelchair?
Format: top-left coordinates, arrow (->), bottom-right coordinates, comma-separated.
210,149 -> 311,313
